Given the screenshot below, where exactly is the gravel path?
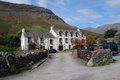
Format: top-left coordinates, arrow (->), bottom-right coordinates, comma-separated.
0,52 -> 120,80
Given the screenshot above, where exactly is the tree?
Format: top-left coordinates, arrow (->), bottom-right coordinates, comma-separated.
71,38 -> 87,49
104,29 -> 118,39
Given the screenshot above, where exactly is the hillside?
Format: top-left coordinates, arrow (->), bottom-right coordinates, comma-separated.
0,1 -> 102,42
0,1 -> 76,34
84,23 -> 120,34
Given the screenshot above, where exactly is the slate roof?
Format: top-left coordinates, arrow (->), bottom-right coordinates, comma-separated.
53,28 -> 78,34
53,28 -> 82,37
24,32 -> 55,38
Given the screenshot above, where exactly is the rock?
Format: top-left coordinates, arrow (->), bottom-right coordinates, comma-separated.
77,49 -> 92,61
72,50 -> 78,58
87,58 -> 93,66
0,50 -> 48,76
87,49 -> 113,66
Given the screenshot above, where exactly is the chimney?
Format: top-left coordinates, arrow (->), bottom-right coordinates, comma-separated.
77,28 -> 80,32
22,28 -> 25,33
51,25 -> 54,30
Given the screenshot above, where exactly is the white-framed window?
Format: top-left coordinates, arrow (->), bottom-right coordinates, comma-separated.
65,38 -> 68,43
50,39 -> 53,44
65,31 -> 68,37
59,31 -> 62,36
59,38 -> 62,44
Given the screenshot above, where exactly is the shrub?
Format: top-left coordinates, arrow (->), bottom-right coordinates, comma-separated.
0,46 -> 18,52
0,35 -> 20,46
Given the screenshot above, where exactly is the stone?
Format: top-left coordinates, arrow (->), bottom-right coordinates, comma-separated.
0,50 -> 48,76
72,50 -> 78,58
87,58 -> 93,66
87,49 -> 113,66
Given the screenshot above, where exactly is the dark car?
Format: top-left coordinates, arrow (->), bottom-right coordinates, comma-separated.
109,42 -> 118,55
117,45 -> 120,53
103,41 -> 118,55
49,48 -> 57,53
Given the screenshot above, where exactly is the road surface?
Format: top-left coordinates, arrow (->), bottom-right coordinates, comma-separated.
0,52 -> 120,80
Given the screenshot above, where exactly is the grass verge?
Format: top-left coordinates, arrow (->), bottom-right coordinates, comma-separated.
92,59 -> 116,67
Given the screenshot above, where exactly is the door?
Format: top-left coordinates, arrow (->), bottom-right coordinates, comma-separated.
59,45 -> 63,51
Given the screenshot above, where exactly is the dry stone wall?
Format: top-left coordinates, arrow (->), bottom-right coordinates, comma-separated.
76,48 -> 113,66
0,50 -> 48,76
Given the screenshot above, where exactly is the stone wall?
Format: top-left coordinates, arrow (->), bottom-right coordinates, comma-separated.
77,49 -> 92,61
0,50 -> 48,76
77,49 -> 113,66
87,49 -> 112,66
72,50 -> 78,58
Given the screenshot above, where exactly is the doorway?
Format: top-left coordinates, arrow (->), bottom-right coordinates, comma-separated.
59,45 -> 63,51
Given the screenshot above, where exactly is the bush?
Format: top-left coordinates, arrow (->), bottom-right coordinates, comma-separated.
0,46 -> 18,52
104,29 -> 118,39
0,35 -> 20,46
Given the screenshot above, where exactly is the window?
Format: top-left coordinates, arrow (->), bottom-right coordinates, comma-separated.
50,39 -> 53,44
50,46 -> 53,49
59,38 -> 62,44
76,32 -> 78,37
40,38 -> 44,43
59,31 -> 62,36
71,38 -> 73,43
28,37 -> 31,43
71,32 -> 73,37
69,45 -> 71,49
65,38 -> 68,43
65,31 -> 68,37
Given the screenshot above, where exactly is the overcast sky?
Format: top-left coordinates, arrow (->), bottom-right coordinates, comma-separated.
1,0 -> 120,28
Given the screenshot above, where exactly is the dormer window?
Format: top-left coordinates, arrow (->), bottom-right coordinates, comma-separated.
59,31 -> 62,36
71,32 -> 73,37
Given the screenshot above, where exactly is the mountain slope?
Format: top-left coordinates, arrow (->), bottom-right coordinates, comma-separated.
84,23 -> 120,34
0,1 -> 103,43
0,1 -> 76,34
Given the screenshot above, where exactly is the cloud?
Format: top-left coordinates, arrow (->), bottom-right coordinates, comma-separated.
63,17 -> 100,27
55,0 -> 66,6
1,0 -> 48,7
63,17 -> 83,23
1,0 -> 31,4
77,9 -> 102,19
37,0 -> 48,7
106,0 -> 120,7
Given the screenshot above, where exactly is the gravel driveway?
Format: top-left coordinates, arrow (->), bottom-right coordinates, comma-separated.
0,52 -> 120,80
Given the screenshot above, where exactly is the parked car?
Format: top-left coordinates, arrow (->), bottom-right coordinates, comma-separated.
117,45 -> 120,53
103,41 -> 118,55
109,42 -> 118,55
49,48 -> 57,53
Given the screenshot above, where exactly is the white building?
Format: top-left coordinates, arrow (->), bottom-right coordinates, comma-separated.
21,26 -> 86,51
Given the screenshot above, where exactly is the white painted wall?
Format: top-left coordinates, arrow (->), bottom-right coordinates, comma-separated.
21,28 -> 28,50
49,26 -> 86,50
21,27 -> 86,51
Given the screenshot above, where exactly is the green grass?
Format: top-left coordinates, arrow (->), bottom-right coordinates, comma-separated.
0,45 -> 19,52
31,25 -> 50,32
0,19 -> 12,34
92,59 -> 116,67
0,18 -> 102,45
81,29 -> 103,44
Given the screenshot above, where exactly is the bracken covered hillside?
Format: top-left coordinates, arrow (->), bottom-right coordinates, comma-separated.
0,1 -> 102,42
0,1 -> 76,34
